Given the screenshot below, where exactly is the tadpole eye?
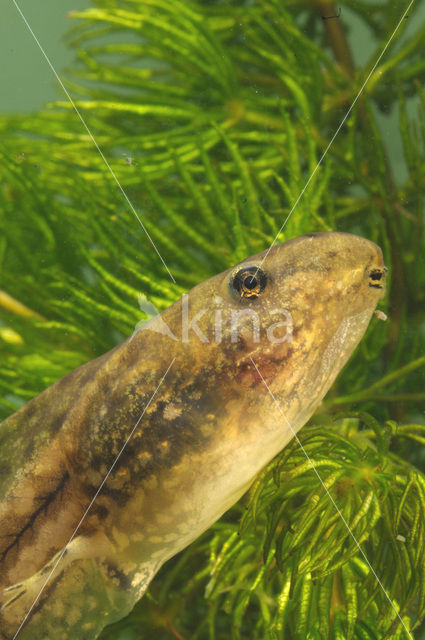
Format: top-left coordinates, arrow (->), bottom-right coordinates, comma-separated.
231,266 -> 267,300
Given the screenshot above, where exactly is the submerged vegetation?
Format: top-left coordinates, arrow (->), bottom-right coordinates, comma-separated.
1,0 -> 425,638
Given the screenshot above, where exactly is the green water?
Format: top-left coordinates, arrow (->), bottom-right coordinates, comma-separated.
1,1 -> 90,113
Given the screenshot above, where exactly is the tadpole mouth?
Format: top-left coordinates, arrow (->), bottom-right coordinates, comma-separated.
368,266 -> 388,289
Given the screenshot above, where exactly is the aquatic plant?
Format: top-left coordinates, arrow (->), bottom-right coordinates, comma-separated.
0,1 -> 424,638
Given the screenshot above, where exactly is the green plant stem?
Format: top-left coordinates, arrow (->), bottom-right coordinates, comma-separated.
326,355 -> 425,407
315,1 -> 355,78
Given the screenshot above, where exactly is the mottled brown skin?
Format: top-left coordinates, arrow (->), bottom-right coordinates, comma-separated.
0,232 -> 386,639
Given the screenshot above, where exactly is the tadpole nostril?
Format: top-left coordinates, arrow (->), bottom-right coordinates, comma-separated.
370,270 -> 383,281
368,267 -> 387,289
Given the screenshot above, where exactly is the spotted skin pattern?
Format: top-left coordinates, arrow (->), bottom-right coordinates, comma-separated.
0,233 -> 386,639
